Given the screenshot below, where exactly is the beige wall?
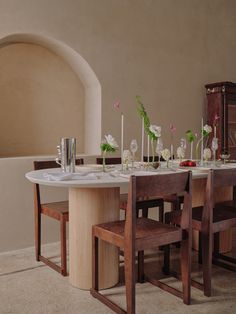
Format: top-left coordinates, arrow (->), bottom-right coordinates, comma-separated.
0,43 -> 85,156
0,0 -> 236,252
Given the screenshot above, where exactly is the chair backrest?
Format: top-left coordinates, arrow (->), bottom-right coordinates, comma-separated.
96,157 -> 121,165
125,171 -> 192,243
33,159 -> 84,208
143,156 -> 165,162
204,168 -> 236,215
34,159 -> 84,170
212,168 -> 236,188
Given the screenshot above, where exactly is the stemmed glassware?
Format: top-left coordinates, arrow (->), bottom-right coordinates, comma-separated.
211,137 -> 218,166
220,153 -> 230,165
156,137 -> 163,168
130,139 -> 138,169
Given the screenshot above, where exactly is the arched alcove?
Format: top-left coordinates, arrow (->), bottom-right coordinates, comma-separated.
0,33 -> 101,156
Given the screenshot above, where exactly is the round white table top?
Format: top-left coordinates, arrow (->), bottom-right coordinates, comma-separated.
25,164 -> 210,189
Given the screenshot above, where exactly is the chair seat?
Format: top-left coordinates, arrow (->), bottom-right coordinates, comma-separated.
41,201 -> 69,221
93,218 -> 182,251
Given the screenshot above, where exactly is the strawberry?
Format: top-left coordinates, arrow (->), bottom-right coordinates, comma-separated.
187,161 -> 196,167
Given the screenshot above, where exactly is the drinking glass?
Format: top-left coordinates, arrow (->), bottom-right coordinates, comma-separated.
130,139 -> 138,169
211,137 -> 218,166
156,137 -> 163,167
180,138 -> 187,150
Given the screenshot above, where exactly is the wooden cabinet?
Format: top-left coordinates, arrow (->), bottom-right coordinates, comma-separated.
205,81 -> 236,159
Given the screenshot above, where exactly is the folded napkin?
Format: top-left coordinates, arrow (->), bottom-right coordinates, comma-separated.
43,172 -> 98,181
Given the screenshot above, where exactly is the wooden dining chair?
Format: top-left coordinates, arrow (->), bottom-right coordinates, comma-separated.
34,159 -> 84,276
144,155 -> 184,212
90,171 -> 192,313
96,157 -> 164,221
165,168 -> 236,297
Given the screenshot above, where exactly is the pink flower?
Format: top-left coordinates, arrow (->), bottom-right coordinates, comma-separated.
170,124 -> 177,133
113,100 -> 120,109
214,114 -> 220,126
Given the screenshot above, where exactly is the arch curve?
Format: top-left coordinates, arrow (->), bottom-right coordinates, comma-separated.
0,33 -> 101,155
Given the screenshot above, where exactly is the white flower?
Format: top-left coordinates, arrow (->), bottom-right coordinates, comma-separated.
161,148 -> 171,161
123,150 -> 131,163
104,134 -> 119,149
203,125 -> 212,134
177,146 -> 185,159
149,125 -> 161,138
203,148 -> 212,160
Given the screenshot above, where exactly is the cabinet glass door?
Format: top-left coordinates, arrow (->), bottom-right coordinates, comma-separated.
228,99 -> 236,159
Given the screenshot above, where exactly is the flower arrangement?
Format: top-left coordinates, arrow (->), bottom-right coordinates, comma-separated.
203,148 -> 211,162
136,96 -> 161,163
100,134 -> 119,171
195,124 -> 212,160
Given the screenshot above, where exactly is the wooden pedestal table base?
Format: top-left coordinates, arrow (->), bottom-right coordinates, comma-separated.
69,187 -> 120,290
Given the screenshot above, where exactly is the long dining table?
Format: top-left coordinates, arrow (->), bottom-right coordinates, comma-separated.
25,164 -> 234,290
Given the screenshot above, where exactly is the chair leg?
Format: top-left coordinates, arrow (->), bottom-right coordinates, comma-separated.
92,234 -> 99,291
213,232 -> 220,255
138,251 -> 145,283
202,230 -> 212,297
60,216 -> 67,276
180,237 -> 191,305
159,202 -> 164,222
124,247 -> 136,314
142,207 -> 148,218
162,245 -> 170,275
198,232 -> 202,264
34,209 -> 41,261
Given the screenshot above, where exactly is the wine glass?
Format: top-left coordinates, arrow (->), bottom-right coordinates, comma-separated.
156,137 -> 163,167
220,153 -> 230,165
180,138 -> 187,150
130,139 -> 138,169
211,137 -> 218,166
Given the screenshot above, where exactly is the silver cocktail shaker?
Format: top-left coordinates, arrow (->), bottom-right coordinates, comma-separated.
56,137 -> 76,173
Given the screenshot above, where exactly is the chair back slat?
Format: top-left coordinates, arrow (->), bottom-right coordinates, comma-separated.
34,159 -> 84,170
135,172 -> 190,200
96,157 -> 121,165
213,168 -> 236,188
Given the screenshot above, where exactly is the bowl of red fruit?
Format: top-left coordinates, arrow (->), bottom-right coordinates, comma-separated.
179,160 -> 196,167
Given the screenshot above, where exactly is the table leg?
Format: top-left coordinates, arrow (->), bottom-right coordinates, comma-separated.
69,187 -> 120,290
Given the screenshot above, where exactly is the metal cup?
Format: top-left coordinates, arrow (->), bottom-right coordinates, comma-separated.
56,137 -> 76,173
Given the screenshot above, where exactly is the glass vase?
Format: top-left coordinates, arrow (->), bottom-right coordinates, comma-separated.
102,152 -> 106,172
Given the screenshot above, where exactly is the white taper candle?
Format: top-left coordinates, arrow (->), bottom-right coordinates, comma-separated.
121,113 -> 124,169
201,117 -> 204,165
141,118 -> 144,162
147,134 -> 150,163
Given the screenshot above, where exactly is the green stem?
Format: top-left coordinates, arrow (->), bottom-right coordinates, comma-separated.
195,138 -> 202,160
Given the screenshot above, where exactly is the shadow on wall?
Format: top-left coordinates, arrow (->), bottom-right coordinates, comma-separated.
0,33 -> 101,157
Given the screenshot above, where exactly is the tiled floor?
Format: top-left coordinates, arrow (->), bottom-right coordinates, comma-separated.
0,235 -> 235,314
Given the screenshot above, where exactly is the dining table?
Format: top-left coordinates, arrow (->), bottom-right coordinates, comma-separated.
25,163 -> 235,290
